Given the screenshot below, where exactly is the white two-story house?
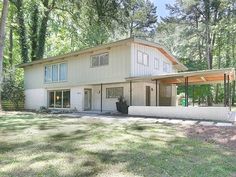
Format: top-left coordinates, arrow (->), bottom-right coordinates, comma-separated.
18,37 -> 187,112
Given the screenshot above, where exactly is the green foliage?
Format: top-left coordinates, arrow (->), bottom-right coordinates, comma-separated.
156,0 -> 236,105
2,71 -> 24,109
122,0 -> 157,38
1,0 -> 235,107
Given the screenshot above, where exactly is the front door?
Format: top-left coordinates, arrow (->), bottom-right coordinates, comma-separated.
84,89 -> 92,110
146,86 -> 151,106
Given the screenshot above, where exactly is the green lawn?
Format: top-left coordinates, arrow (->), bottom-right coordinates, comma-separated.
0,113 -> 235,177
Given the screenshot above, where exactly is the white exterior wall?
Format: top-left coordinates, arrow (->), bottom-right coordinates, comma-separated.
25,89 -> 47,110
24,44 -> 131,90
132,82 -> 159,106
91,83 -> 131,111
23,41 -> 178,111
129,106 -> 233,122
70,87 -> 84,111
26,81 -> 159,111
69,81 -> 158,112
131,43 -> 177,77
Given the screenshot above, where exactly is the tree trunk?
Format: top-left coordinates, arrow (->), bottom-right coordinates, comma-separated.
0,0 -> 9,111
30,3 -> 39,61
14,0 -> 29,63
36,0 -> 56,59
9,21 -> 13,68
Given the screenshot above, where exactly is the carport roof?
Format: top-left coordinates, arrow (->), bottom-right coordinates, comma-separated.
126,68 -> 235,85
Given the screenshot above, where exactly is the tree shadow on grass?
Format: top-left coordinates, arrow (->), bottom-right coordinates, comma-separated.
88,137 -> 236,177
1,166 -> 100,177
0,117 -> 59,133
0,140 -> 35,154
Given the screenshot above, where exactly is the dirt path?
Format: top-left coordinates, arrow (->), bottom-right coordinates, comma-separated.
185,125 -> 236,149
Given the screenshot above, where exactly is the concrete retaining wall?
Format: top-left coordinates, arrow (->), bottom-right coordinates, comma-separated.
128,106 -> 234,122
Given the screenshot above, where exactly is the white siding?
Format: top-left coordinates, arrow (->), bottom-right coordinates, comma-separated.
71,87 -> 83,111
131,43 -> 176,77
92,83 -> 131,111
24,44 -> 131,90
25,81 -> 159,111
25,89 -> 47,110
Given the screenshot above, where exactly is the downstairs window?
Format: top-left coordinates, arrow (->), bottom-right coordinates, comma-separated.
106,87 -> 123,98
48,90 -> 70,108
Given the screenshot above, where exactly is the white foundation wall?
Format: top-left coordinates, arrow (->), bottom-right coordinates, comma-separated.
129,106 -> 233,122
25,89 -> 47,110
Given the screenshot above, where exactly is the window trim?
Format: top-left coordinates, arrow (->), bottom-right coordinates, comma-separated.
154,57 -> 160,70
48,89 -> 71,109
137,50 -> 149,66
44,62 -> 68,83
163,62 -> 171,73
90,52 -> 109,68
106,87 -> 124,99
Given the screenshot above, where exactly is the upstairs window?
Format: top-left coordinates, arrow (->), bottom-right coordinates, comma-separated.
59,63 -> 67,81
163,62 -> 171,73
45,63 -> 67,83
91,53 -> 109,67
45,65 -> 52,83
137,50 -> 149,66
154,58 -> 159,70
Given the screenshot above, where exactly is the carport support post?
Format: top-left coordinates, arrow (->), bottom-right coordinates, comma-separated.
156,80 -> 158,106
227,74 -> 231,110
224,74 -> 226,107
184,77 -> 189,107
130,81 -> 132,106
100,83 -> 103,112
192,85 -> 195,106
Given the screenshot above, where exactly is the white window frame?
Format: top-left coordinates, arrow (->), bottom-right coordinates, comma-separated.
44,63 -> 68,83
137,50 -> 149,66
48,90 -> 71,108
163,62 -> 171,73
106,87 -> 124,99
90,53 -> 109,67
154,58 -> 159,70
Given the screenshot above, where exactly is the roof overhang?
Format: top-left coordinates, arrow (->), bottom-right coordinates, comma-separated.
126,68 -> 235,85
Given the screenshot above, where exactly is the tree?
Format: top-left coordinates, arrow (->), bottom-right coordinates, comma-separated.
123,0 -> 157,38
156,0 -> 236,105
29,2 -> 39,61
0,0 -> 9,110
36,0 -> 56,59
12,0 -> 29,63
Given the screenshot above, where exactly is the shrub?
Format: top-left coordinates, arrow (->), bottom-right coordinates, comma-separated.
2,77 -> 25,110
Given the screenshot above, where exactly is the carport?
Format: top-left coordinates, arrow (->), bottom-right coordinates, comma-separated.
152,68 -> 235,108
127,68 -> 236,122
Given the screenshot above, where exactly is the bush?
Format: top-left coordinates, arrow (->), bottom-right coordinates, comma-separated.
116,96 -> 129,114
2,77 -> 25,110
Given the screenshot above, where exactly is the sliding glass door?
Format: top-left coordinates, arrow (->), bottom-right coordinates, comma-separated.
48,90 -> 70,108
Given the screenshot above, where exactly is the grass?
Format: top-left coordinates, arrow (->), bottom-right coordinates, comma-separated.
0,113 -> 235,177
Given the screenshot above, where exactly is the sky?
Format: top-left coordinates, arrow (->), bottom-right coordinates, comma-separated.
150,0 -> 176,20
